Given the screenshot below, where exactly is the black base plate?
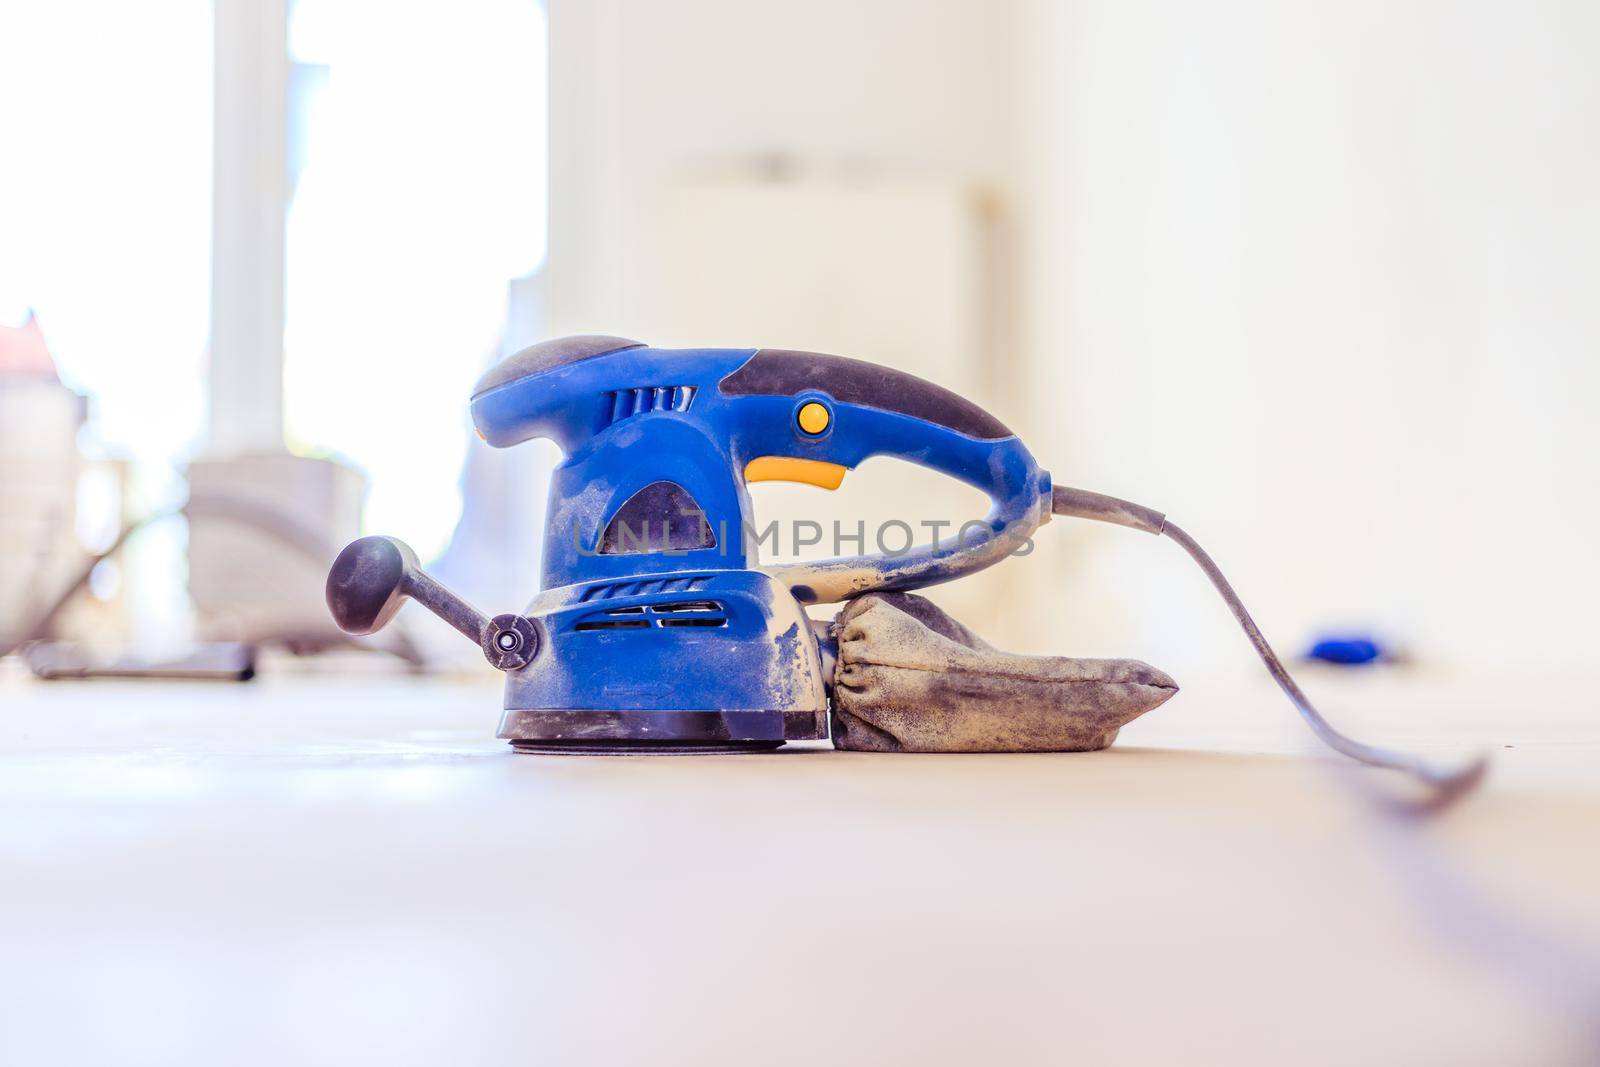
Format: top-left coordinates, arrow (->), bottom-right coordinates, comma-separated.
508,738 -> 785,756
497,708 -> 827,751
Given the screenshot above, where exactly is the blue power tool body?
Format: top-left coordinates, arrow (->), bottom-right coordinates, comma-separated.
329,335 -> 1051,751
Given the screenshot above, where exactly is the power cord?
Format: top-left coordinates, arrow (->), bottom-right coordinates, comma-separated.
1051,485 -> 1488,798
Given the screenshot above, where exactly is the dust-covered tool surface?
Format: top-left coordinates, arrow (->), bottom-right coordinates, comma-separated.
2,667 -> 1597,1066
326,337 -> 1485,799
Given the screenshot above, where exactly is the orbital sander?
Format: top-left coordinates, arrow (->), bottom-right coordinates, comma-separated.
326,335 -> 1483,795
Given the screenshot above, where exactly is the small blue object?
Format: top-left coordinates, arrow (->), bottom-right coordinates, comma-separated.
1307,635 -> 1383,666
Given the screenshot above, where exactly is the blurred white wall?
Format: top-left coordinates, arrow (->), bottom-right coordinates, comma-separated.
547,0 -> 1025,335
547,0 -> 1600,671
1021,0 -> 1600,670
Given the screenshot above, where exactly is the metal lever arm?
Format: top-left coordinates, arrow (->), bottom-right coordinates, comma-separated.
326,536 -> 538,671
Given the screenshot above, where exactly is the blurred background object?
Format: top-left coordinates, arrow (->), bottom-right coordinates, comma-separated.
0,0 -> 549,669
1,0 -> 1598,678
0,314 -> 86,647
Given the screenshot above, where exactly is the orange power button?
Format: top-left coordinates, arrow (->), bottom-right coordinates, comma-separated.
796,402 -> 830,435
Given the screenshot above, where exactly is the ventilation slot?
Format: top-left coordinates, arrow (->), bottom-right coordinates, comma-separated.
604,385 -> 697,424
654,600 -> 724,628
572,599 -> 727,632
578,576 -> 712,603
574,618 -> 650,632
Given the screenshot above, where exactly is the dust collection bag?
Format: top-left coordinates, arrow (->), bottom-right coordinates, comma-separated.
830,593 -> 1179,753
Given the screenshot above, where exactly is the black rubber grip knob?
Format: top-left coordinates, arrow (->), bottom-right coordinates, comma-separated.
326,536 -> 418,635
326,535 -> 529,672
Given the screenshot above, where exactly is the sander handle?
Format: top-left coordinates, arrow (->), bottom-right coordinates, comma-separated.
326,536 -> 538,671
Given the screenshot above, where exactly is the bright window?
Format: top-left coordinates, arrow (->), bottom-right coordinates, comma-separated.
0,1 -> 213,469
283,0 -> 548,559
